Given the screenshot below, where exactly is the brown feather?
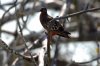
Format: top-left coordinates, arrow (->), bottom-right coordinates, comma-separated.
40,8 -> 71,38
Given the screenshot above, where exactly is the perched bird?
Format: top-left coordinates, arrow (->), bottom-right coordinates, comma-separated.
40,7 -> 71,38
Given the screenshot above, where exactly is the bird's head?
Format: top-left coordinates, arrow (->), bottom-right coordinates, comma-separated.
40,7 -> 47,12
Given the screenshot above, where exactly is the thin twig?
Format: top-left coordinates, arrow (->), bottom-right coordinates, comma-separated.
0,1 -> 17,37
51,7 -> 100,21
47,31 -> 52,66
16,11 -> 37,66
95,33 -> 100,65
14,0 -> 37,65
51,36 -> 60,66
0,39 -> 37,62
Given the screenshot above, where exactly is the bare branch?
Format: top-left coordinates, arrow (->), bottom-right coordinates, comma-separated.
51,7 -> 100,21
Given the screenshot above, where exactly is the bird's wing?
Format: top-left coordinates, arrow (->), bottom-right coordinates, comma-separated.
47,15 -> 64,31
47,15 -> 53,21
47,15 -> 70,34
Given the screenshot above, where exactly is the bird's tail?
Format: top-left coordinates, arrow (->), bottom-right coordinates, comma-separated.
58,31 -> 71,38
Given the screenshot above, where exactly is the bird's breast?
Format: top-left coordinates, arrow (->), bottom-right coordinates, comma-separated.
40,14 -> 49,30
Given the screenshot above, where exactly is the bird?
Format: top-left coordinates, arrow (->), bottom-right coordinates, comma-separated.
39,7 -> 71,38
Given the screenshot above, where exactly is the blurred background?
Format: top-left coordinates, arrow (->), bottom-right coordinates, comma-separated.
0,0 -> 100,66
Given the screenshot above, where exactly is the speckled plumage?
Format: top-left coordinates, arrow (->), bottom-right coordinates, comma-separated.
40,8 -> 71,38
